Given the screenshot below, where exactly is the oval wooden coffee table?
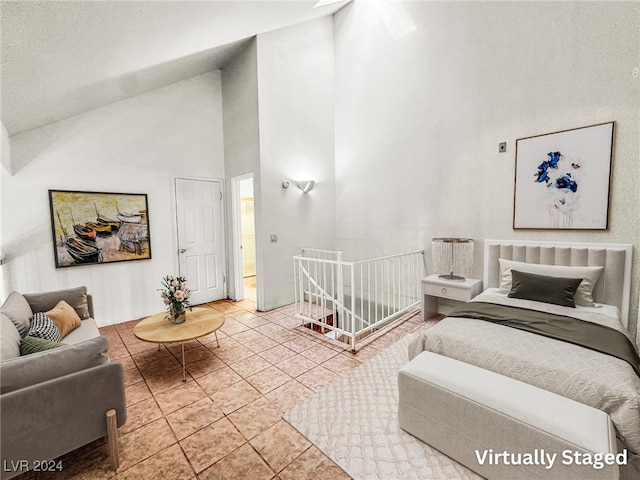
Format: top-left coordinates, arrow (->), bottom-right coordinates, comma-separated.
134,307 -> 224,382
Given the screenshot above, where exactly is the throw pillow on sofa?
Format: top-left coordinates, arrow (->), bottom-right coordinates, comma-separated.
1,313 -> 22,361
28,313 -> 62,343
20,336 -> 65,355
0,291 -> 33,338
45,301 -> 82,338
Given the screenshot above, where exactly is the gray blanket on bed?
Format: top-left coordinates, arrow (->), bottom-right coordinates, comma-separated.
446,301 -> 640,377
408,291 -> 640,469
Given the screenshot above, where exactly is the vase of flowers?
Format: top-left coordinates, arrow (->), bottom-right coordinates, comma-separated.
169,302 -> 187,324
159,275 -> 192,324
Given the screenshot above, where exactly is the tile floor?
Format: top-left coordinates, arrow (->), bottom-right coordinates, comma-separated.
16,299 -> 425,480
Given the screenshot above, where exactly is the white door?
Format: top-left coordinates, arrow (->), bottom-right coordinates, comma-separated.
175,178 -> 225,305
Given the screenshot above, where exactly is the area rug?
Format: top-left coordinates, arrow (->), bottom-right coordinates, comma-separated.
283,327 -> 483,480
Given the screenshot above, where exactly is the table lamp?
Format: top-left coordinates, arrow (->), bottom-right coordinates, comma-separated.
432,238 -> 474,281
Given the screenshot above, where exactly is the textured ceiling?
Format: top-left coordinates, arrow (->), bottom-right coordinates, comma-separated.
0,0 -> 348,136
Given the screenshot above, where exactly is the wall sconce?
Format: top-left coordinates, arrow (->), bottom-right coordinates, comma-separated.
296,180 -> 315,193
282,179 -> 315,193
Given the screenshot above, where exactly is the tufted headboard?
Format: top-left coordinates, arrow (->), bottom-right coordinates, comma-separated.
484,239 -> 633,328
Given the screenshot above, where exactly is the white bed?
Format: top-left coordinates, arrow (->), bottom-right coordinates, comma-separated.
408,239 -> 638,472
482,239 -> 633,331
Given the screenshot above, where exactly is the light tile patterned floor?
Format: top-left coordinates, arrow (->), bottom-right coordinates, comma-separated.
16,300 -> 425,480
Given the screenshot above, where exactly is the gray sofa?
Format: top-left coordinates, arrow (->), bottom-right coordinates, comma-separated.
0,286 -> 127,479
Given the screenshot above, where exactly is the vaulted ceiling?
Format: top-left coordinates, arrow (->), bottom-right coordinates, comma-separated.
0,0 -> 349,136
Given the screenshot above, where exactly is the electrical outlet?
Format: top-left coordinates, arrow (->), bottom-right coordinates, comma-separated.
633,67 -> 639,77
498,142 -> 507,153
270,234 -> 278,243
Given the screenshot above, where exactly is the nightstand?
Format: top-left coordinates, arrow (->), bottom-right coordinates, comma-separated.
421,274 -> 483,320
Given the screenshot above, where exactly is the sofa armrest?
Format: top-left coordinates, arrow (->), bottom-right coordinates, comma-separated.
0,362 -> 126,479
0,336 -> 109,394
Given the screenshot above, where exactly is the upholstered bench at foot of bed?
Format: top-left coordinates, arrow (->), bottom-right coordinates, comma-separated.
398,352 -> 620,480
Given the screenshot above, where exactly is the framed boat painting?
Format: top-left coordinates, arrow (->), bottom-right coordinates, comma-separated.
49,190 -> 152,268
513,122 -> 614,230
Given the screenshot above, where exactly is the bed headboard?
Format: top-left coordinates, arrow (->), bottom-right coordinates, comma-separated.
484,239 -> 633,327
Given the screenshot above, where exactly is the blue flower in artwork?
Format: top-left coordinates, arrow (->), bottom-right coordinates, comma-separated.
534,151 -> 563,183
547,151 -> 561,168
536,170 -> 550,183
555,173 -> 578,192
533,151 -> 579,193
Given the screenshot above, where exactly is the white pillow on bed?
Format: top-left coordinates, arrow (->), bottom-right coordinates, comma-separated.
498,259 -> 603,307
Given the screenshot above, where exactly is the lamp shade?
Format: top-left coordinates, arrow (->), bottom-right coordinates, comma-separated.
432,238 -> 474,281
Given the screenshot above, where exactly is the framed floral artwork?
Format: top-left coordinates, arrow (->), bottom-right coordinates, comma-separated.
49,189 -> 152,267
513,122 -> 614,230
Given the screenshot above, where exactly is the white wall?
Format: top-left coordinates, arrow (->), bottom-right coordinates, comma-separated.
0,123 -> 10,300
334,2 -> 639,333
221,39 -> 262,304
1,73 -> 225,325
256,17 -> 336,310
1,123 -> 11,176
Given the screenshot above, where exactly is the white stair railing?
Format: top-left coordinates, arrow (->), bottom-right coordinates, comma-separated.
294,249 -> 425,351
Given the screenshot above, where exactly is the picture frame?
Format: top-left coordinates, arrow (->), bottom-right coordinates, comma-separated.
513,122 -> 614,230
49,189 -> 152,268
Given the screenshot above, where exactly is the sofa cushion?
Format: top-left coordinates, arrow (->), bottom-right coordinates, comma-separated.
62,318 -> 100,345
0,336 -> 110,394
45,301 -> 82,338
28,312 -> 62,342
24,286 -> 91,320
0,291 -> 33,338
20,336 -> 65,355
1,313 -> 22,361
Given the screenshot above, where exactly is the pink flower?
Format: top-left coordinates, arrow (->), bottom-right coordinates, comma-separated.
174,290 -> 184,301
163,298 -> 170,305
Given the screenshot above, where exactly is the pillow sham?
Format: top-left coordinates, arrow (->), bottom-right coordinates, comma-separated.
498,259 -> 603,307
508,270 -> 582,307
45,300 -> 82,338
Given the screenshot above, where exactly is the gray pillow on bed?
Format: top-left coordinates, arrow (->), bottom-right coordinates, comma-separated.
508,270 -> 583,308
498,259 -> 603,307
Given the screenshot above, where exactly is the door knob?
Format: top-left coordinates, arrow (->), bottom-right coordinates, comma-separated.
179,248 -> 187,253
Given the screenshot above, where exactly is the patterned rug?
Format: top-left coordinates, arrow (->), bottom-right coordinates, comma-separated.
283,327 -> 483,480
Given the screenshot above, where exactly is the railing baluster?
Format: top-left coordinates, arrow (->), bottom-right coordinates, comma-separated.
394,257 -> 398,313
386,259 -> 390,320
359,264 -> 363,331
350,264 -> 356,351
367,262 -> 371,331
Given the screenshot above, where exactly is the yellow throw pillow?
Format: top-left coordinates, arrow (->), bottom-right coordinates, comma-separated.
45,300 -> 82,339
